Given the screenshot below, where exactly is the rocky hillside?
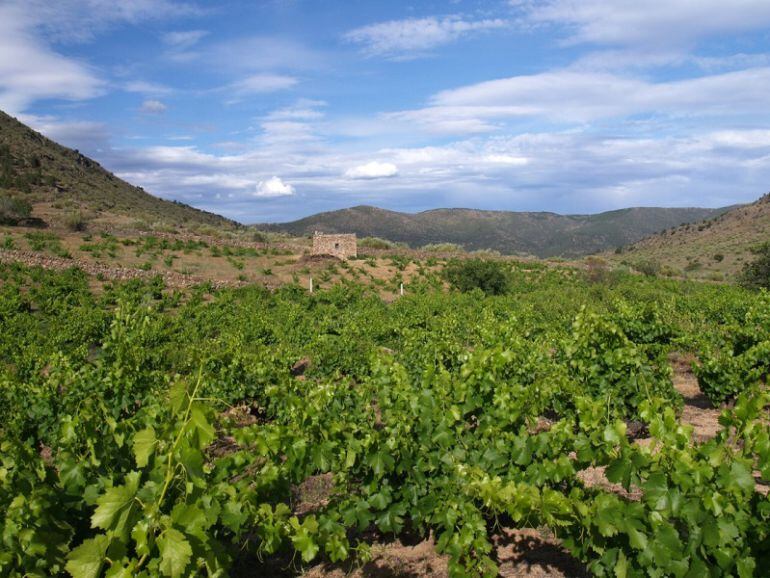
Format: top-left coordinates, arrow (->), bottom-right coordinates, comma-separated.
0,110 -> 236,231
609,193 -> 770,280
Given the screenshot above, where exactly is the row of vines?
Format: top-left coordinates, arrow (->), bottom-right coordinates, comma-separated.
0,261 -> 768,577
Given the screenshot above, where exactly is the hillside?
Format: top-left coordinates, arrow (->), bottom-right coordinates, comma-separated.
0,110 -> 236,231
608,193 -> 770,279
261,204 -> 732,258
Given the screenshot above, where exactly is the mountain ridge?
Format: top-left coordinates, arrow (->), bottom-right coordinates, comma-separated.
260,203 -> 735,258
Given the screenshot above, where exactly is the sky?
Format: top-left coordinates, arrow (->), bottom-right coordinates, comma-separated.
2,1 -> 770,223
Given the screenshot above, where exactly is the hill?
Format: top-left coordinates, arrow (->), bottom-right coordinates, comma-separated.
260,204 -> 733,258
608,193 -> 770,280
0,110 -> 235,231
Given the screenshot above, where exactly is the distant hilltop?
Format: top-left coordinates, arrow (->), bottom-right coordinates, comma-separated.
259,204 -> 734,258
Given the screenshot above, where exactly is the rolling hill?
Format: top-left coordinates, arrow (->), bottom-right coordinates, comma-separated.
261,204 -> 734,258
608,193 -> 770,279
0,110 -> 236,231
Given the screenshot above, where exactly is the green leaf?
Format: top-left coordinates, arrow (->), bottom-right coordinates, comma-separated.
169,381 -> 188,414
626,526 -> 648,551
605,457 -> 631,485
728,462 -> 755,493
367,451 -> 395,476
614,549 -> 628,578
158,528 -> 192,577
92,472 -> 141,539
603,421 -> 626,445
737,557 -> 756,578
65,535 -> 109,578
132,427 -> 156,468
290,516 -> 320,562
189,407 -> 215,448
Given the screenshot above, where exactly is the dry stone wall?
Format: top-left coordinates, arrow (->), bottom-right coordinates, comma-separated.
311,233 -> 357,259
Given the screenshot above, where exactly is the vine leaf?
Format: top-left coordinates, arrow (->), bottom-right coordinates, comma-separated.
132,427 -> 156,468
65,535 -> 109,578
91,471 -> 141,540
158,528 -> 193,577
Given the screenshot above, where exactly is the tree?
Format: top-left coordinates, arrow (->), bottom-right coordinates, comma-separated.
739,242 -> 770,289
0,195 -> 32,225
444,259 -> 510,295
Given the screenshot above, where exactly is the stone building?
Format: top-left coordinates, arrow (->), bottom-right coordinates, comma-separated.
311,232 -> 357,259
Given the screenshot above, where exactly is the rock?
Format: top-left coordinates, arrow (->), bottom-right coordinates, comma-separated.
291,357 -> 311,376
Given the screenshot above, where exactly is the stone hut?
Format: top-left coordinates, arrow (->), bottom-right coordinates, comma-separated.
312,232 -> 357,260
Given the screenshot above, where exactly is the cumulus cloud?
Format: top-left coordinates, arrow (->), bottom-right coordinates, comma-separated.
255,176 -> 295,197
51,123 -> 770,223
344,161 -> 399,179
140,99 -> 168,113
345,16 -> 507,59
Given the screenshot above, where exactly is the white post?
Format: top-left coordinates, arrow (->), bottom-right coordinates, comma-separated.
400,283 -> 404,296
309,277 -> 313,293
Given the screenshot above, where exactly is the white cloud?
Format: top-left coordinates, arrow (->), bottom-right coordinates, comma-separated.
140,99 -> 168,114
422,67 -> 770,126
72,124 -> 770,223
255,176 -> 295,197
199,36 -> 324,72
484,154 -> 529,166
265,99 -> 327,121
163,29 -> 208,47
345,16 -> 507,59
20,114 -> 110,151
0,5 -> 104,114
229,74 -> 298,95
14,0 -> 201,44
526,0 -> 770,48
345,161 -> 399,180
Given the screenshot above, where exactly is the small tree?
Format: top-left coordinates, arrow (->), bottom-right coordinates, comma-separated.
444,259 -> 510,295
739,242 -> 770,289
634,259 -> 661,277
585,256 -> 611,283
0,195 -> 32,225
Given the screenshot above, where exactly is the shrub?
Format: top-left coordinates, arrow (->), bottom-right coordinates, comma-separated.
422,242 -> 464,253
64,211 -> 89,232
444,259 -> 510,295
739,242 -> 770,289
633,260 -> 660,277
713,253 -> 724,262
0,195 -> 32,225
684,260 -> 702,272
359,236 -> 395,250
584,256 -> 611,284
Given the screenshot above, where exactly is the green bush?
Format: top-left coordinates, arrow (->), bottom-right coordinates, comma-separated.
359,236 -> 396,250
0,195 -> 32,225
633,260 -> 660,277
64,210 -> 89,232
444,259 -> 510,295
739,242 -> 770,289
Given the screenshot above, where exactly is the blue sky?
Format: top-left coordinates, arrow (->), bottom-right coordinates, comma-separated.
2,1 -> 770,223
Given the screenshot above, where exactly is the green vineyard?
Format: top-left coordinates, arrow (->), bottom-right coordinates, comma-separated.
1,261 -> 768,577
